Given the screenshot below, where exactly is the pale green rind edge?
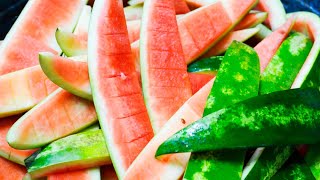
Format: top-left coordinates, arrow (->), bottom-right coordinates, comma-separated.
39,52 -> 92,100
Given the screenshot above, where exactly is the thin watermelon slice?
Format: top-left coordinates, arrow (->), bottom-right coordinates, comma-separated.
127,20 -> 141,43
0,115 -> 36,165
56,5 -> 91,57
0,65 -> 58,118
201,27 -> 260,57
255,0 -> 287,31
234,11 -> 268,30
74,5 -> 91,40
39,53 -> 91,100
47,168 -> 100,180
140,0 -> 192,133
184,0 -> 218,9
254,24 -> 272,40
7,88 -> 97,149
25,129 -> 110,178
124,79 -> 214,179
128,0 -> 190,14
88,0 -> 154,178
290,12 -> 320,89
55,29 -> 88,57
0,0 -> 86,75
254,17 -> 295,72
180,0 -> 258,63
39,53 -> 214,101
124,4 -> 144,21
189,73 -> 214,95
55,0 -> 257,66
0,157 -> 26,180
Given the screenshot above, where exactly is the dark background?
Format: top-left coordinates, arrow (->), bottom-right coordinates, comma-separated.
0,0 -> 319,40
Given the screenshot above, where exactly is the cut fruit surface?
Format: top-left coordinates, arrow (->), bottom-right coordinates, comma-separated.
88,0 -> 154,178
255,0 -> 287,30
25,129 -> 110,178
127,20 -> 141,43
124,79 -> 214,179
74,5 -> 91,40
0,157 -> 26,180
202,27 -> 260,57
140,0 -> 192,133
7,89 -> 97,149
39,54 -> 214,101
128,0 -> 190,14
0,115 -> 36,165
56,29 -> 88,57
0,65 -> 58,118
39,53 -> 91,100
234,11 -> 268,30
54,0 -> 257,66
254,18 -> 295,72
48,168 -> 100,180
179,0 -> 258,63
0,0 -> 86,75
124,4 -> 144,20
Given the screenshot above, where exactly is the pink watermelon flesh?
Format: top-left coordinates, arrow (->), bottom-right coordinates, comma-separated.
0,157 -> 26,180
88,0 -> 154,178
255,0 -> 287,31
127,20 -> 141,43
140,0 -> 193,133
234,11 -> 268,30
0,0 -> 86,75
0,115 -> 36,165
128,0 -> 190,14
57,0 -> 257,66
254,17 -> 295,72
188,73 -> 215,94
124,79 -> 215,179
39,53 -> 91,100
6,89 -> 97,150
0,65 -> 58,118
179,0 -> 258,64
201,27 -> 259,57
39,53 -> 213,100
290,12 -> 320,88
73,5 -> 91,41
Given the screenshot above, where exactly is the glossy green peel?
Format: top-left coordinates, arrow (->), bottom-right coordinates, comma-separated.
187,56 -> 223,75
184,41 -> 260,179
243,32 -> 313,180
156,88 -> 320,156
25,129 -> 111,178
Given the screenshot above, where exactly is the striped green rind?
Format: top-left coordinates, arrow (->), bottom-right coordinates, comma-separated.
184,41 -> 260,179
304,144 -> 320,179
260,32 -> 313,94
25,129 -> 111,178
271,152 -> 315,180
187,56 -> 223,75
184,149 -> 247,180
156,88 -> 320,156
243,146 -> 294,180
